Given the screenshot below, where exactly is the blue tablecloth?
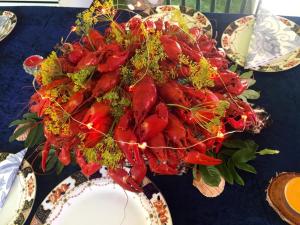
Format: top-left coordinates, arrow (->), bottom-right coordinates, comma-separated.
0,7 -> 299,225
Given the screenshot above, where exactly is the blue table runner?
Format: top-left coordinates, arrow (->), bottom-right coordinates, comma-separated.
0,6 -> 299,225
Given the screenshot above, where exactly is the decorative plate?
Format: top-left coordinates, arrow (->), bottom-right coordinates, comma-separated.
221,15 -> 300,72
0,11 -> 17,42
138,5 -> 212,38
30,168 -> 172,225
0,152 -> 36,225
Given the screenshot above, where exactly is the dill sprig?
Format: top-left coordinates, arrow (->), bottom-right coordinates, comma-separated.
67,67 -> 95,91
179,54 -> 216,89
97,90 -> 131,120
44,107 -> 70,135
193,100 -> 230,133
82,136 -> 123,169
75,0 -> 115,35
38,51 -> 62,85
120,66 -> 135,85
131,31 -> 167,83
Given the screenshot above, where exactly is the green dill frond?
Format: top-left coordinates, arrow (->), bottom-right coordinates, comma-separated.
131,31 -> 166,82
120,66 -> 135,85
67,67 -> 95,91
98,90 -> 131,120
110,21 -> 125,44
205,100 -> 229,133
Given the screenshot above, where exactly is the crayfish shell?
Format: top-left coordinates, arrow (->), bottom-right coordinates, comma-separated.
266,172 -> 300,225
193,173 -> 225,198
14,124 -> 30,141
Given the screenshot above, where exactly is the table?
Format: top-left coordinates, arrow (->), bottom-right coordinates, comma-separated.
0,6 -> 299,225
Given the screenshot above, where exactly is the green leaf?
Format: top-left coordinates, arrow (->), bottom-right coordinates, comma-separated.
232,148 -> 256,163
228,160 -> 245,186
24,125 -> 39,148
192,165 -> 198,179
9,119 -> 29,127
235,162 -> 257,174
222,139 -> 248,149
238,95 -> 248,103
245,78 -> 256,87
244,140 -> 259,150
55,161 -> 64,175
23,113 -> 39,120
240,71 -> 253,79
9,124 -> 31,142
219,148 -> 236,157
46,155 -> 58,171
34,124 -> 46,146
198,166 -> 221,187
216,163 -> 233,184
257,149 -> 280,155
229,64 -> 238,72
239,89 -> 260,100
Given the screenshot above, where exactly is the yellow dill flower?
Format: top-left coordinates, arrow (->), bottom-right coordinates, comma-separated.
131,31 -> 166,82
98,136 -> 123,168
44,107 -> 70,135
179,54 -> 216,89
81,136 -> 123,169
39,51 -> 62,85
75,0 -> 115,35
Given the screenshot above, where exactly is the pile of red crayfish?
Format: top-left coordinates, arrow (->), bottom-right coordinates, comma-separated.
29,12 -> 261,192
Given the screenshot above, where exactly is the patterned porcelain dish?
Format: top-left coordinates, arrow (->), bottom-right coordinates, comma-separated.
0,11 -> 17,42
0,152 -> 36,225
138,5 -> 212,38
31,168 -> 172,225
221,15 -> 300,72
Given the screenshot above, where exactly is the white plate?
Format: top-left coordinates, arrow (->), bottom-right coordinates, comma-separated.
0,153 -> 36,225
0,11 -> 17,42
30,168 -> 172,225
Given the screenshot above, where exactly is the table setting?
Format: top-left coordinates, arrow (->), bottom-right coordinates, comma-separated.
0,1 -> 300,225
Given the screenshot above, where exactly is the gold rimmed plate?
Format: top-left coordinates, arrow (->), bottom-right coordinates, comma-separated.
0,152 -> 36,225
31,167 -> 172,225
221,15 -> 300,72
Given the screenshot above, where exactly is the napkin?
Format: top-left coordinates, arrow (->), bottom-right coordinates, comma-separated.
0,149 -> 27,209
0,15 -> 9,33
245,7 -> 300,69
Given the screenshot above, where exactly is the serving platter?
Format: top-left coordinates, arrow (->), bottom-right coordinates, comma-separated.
30,167 -> 172,225
221,15 -> 300,72
0,11 -> 17,42
0,152 -> 36,225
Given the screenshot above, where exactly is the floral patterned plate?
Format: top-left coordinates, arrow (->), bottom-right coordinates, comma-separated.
30,168 -> 172,225
0,11 -> 17,42
221,15 -> 300,72
0,152 -> 36,225
138,5 -> 212,38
